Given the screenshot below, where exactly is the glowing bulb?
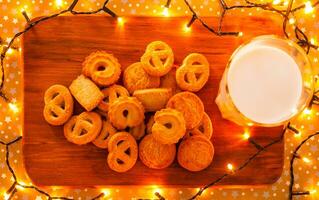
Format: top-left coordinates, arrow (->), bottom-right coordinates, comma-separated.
310,38 -> 316,45
101,189 -> 110,196
243,132 -> 250,140
305,1 -> 314,14
4,193 -> 10,200
55,0 -> 63,7
294,131 -> 301,138
227,163 -> 234,171
310,189 -> 317,194
117,17 -> 124,26
162,7 -> 169,17
303,108 -> 312,115
153,188 -> 162,194
9,103 -> 19,113
183,24 -> 191,32
289,18 -> 295,24
302,157 -> 311,163
15,185 -> 25,191
7,48 -> 14,55
273,0 -> 281,5
238,32 -> 243,37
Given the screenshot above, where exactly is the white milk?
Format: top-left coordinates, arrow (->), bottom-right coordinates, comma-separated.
227,44 -> 303,124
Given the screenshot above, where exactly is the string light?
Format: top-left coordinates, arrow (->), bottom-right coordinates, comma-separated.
162,7 -> 169,17
117,17 -> 124,26
302,157 -> 311,163
238,32 -> 243,37
273,0 -> 282,5
303,108 -> 312,115
305,1 -> 314,14
8,103 -> 19,113
3,192 -> 10,200
242,131 -> 250,140
227,163 -> 234,171
289,17 -> 295,25
55,0 -> 63,8
101,189 -> 110,197
310,189 -> 317,194
183,23 -> 191,32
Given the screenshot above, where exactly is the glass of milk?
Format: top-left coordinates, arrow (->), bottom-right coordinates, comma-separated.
216,35 -> 314,127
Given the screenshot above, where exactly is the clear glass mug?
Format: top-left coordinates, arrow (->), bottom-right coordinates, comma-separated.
216,35 -> 314,127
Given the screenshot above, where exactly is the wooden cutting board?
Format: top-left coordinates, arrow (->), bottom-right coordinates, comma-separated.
22,16 -> 284,186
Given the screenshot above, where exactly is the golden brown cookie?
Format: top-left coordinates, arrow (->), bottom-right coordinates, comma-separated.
69,75 -> 104,111
166,92 -> 204,129
152,108 -> 186,144
108,97 -> 145,129
98,84 -> 129,113
123,62 -> 160,94
160,66 -> 181,94
82,51 -> 121,86
176,53 -> 210,92
93,119 -> 117,149
129,122 -> 146,141
186,113 -> 213,139
141,41 -> 174,77
133,88 -> 172,112
178,135 -> 214,171
43,84 -> 74,125
107,132 -> 138,172
64,112 -> 102,145
139,134 -> 176,169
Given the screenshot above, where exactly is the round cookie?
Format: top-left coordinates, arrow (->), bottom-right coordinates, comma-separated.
160,66 -> 181,94
107,132 -> 138,173
139,134 -> 176,169
133,88 -> 172,112
141,41 -> 174,77
166,92 -> 204,129
123,62 -> 160,94
186,112 -> 213,139
176,53 -> 210,92
98,84 -> 129,113
93,119 -> 117,149
43,84 -> 74,126
178,135 -> 214,172
129,122 -> 146,141
108,97 -> 145,129
82,51 -> 121,86
64,112 -> 102,145
152,108 -> 186,144
146,115 -> 155,134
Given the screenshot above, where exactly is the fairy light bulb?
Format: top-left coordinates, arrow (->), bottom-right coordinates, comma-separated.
302,157 -> 311,163
4,192 -> 10,200
305,1 -> 314,14
294,131 -> 301,138
310,189 -> 317,194
227,163 -> 234,171
7,47 -> 14,55
303,108 -> 312,115
289,17 -> 295,24
310,38 -> 316,45
238,32 -> 243,37
272,0 -> 281,5
117,17 -> 124,26
243,131 -> 250,140
8,103 -> 19,113
162,7 -> 169,17
183,24 -> 191,32
55,0 -> 63,7
101,189 -> 110,196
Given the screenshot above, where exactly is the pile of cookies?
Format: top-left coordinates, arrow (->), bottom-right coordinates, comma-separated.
43,41 -> 214,173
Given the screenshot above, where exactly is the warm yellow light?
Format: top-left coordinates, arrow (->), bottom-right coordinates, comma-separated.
310,38 -> 316,45
183,24 -> 191,32
305,1 -> 314,14
243,132 -> 250,140
289,18 -> 295,24
303,108 -> 312,115
4,192 -> 10,200
302,157 -> 311,163
15,185 -> 25,191
294,131 -> 301,138
117,17 -> 125,26
153,188 -> 162,194
273,0 -> 281,5
238,32 -> 243,37
101,189 -> 110,196
227,163 -> 234,171
55,0 -> 63,7
310,189 -> 317,194
9,103 -> 19,113
162,7 -> 169,17
7,48 -> 14,55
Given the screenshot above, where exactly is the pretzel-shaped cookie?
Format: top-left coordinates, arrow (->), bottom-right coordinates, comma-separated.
93,119 -> 117,149
176,53 -> 210,92
186,113 -> 213,139
98,84 -> 129,112
82,51 -> 121,86
107,132 -> 138,172
139,134 -> 176,169
152,108 -> 186,144
108,97 -> 145,129
43,84 -> 74,125
141,41 -> 174,77
178,135 -> 214,172
63,112 -> 102,145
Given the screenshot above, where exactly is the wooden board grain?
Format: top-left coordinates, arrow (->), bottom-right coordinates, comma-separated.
22,16 -> 284,187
